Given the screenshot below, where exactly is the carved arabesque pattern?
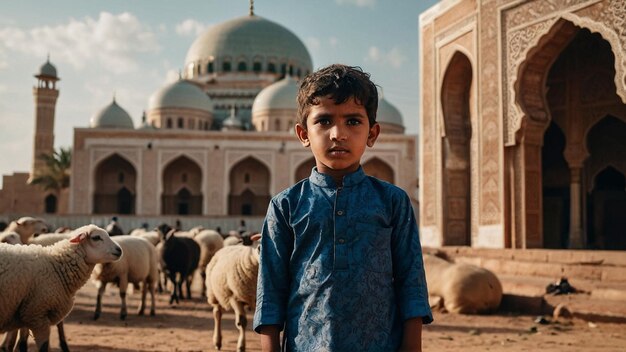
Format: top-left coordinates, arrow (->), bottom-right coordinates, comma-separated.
504,0 -> 626,146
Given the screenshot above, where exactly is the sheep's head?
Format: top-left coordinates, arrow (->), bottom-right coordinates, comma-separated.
0,232 -> 22,245
13,216 -> 49,241
69,225 -> 123,264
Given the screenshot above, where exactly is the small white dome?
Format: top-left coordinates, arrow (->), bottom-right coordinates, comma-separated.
148,80 -> 213,112
377,96 -> 403,127
252,75 -> 298,113
90,99 -> 134,129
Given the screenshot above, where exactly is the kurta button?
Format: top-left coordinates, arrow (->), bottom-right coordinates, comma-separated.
336,210 -> 344,216
338,238 -> 345,244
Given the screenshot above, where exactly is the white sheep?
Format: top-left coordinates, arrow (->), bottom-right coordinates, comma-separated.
194,229 -> 225,297
205,233 -> 260,352
0,231 -> 21,245
0,225 -> 122,351
130,228 -> 161,247
28,233 -> 72,247
424,253 -> 503,314
2,232 -> 74,352
92,235 -> 159,320
3,216 -> 48,244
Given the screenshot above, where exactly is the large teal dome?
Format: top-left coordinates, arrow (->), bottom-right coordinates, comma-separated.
184,15 -> 312,76
90,99 -> 134,129
148,80 -> 213,112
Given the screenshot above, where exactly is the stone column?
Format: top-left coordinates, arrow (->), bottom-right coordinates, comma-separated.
568,167 -> 585,249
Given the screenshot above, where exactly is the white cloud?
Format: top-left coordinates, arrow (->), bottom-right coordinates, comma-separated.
335,0 -> 376,8
0,12 -> 160,75
306,37 -> 321,52
365,46 -> 407,69
329,37 -> 339,48
175,19 -> 207,37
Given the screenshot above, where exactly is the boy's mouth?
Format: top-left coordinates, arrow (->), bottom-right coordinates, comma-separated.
328,147 -> 349,154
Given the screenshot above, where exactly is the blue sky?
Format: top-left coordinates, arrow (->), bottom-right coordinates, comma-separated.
0,0 -> 438,187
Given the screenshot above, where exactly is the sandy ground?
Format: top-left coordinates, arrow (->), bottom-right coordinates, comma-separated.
12,281 -> 626,352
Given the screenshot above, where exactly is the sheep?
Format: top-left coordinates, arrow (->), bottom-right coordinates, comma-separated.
424,253 -> 503,314
91,235 -> 159,320
28,233 -> 72,247
157,224 -> 200,305
3,216 -> 48,244
194,229 -> 225,297
130,228 -> 161,247
0,231 -> 21,245
2,232 -> 74,352
0,225 -> 122,351
205,233 -> 260,352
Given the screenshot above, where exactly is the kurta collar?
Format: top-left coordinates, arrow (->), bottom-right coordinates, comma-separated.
309,166 -> 366,188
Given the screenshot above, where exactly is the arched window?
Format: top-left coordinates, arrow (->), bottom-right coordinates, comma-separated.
177,117 -> 184,128
207,61 -> 214,74
281,64 -> 287,76
238,61 -> 247,72
267,63 -> 276,73
253,61 -> 262,73
166,118 -> 173,129
189,119 -> 195,129
223,61 -> 232,72
45,194 -> 57,214
275,120 -> 281,131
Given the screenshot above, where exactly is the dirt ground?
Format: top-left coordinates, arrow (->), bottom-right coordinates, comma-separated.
15,281 -> 626,352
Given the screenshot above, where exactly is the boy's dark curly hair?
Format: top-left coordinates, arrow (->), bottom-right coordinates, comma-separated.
296,64 -> 378,128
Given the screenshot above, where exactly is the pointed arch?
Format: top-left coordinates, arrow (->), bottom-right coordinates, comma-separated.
44,194 -> 57,214
295,157 -> 316,182
362,157 -> 394,184
440,51 -> 472,246
93,153 -> 136,214
228,156 -> 270,216
162,155 -> 203,215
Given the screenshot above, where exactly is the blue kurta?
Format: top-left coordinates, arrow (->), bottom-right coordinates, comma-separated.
254,167 -> 432,351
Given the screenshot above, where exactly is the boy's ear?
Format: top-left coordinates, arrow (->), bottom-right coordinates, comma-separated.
367,123 -> 380,147
295,123 -> 310,147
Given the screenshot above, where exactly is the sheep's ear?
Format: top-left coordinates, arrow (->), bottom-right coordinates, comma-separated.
165,229 -> 176,241
250,233 -> 261,242
69,231 -> 88,243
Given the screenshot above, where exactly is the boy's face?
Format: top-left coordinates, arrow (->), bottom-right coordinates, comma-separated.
295,95 -> 380,183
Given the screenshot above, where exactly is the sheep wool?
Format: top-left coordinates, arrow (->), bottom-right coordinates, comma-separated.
0,225 -> 122,350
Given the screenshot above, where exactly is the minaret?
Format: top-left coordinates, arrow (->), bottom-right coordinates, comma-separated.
31,56 -> 60,179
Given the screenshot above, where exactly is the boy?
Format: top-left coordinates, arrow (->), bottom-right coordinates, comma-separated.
253,64 -> 432,351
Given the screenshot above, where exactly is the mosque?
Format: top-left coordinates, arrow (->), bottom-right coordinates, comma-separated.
0,6 -> 418,220
419,0 -> 626,250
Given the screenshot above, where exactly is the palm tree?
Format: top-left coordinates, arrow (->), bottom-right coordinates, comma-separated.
29,147 -> 72,192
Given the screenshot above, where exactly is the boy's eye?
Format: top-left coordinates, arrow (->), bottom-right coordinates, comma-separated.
347,118 -> 362,126
315,118 -> 331,125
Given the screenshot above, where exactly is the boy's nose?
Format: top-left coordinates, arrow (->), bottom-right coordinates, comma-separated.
330,125 -> 347,141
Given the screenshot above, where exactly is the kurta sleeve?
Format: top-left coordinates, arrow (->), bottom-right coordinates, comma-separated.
253,196 -> 294,332
390,191 -> 433,324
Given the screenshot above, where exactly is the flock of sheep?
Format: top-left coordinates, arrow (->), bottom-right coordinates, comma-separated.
0,217 -> 261,352
0,216 -> 504,352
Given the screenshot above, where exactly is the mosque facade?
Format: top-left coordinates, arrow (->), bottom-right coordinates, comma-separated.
419,0 -> 626,250
0,9 -> 418,219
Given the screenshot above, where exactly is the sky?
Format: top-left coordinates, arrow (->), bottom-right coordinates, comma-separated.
0,0 -> 439,187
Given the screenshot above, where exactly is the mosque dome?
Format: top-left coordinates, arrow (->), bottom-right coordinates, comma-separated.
377,95 -> 404,128
222,106 -> 244,131
148,79 -> 213,112
184,14 -> 312,77
252,75 -> 298,113
37,59 -> 58,78
90,99 -> 134,129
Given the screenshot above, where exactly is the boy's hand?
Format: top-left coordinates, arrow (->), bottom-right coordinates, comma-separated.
258,325 -> 281,352
399,318 -> 422,352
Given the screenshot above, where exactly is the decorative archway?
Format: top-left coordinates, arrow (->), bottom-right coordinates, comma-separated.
362,157 -> 394,184
228,157 -> 270,216
586,115 -> 626,250
295,157 -> 316,182
541,122 -> 569,249
161,156 -> 203,215
93,154 -> 136,214
440,51 -> 472,246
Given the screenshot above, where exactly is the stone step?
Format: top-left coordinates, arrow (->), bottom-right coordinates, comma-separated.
497,275 -> 626,323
